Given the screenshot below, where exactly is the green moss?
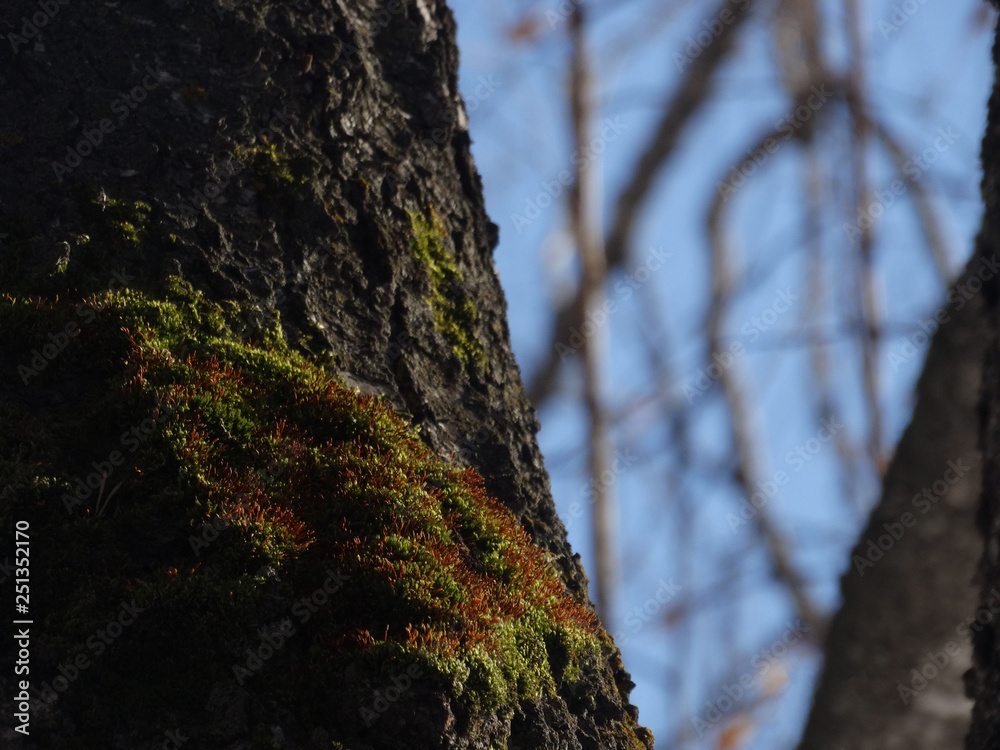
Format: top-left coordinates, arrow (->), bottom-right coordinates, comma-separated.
0,193 -> 159,296
79,196 -> 152,255
409,208 -> 486,370
237,142 -> 303,188
0,280 -> 602,745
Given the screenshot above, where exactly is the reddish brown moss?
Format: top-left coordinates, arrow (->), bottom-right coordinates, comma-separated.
0,280 -> 606,745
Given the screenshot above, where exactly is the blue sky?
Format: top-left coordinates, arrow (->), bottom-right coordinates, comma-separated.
451,1 -> 995,746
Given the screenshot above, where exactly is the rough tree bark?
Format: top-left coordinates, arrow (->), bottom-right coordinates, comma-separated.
967,5 -> 1000,749
0,1 -> 651,748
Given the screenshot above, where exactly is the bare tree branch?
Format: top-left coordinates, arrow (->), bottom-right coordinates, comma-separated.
844,0 -> 886,476
528,0 -> 758,407
606,0 -> 758,268
802,142 -> 864,515
568,5 -> 619,625
871,118 -> 956,284
707,127 -> 827,641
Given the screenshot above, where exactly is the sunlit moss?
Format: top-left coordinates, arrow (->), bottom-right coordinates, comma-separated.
236,142 -> 301,187
409,207 -> 486,370
0,279 -> 604,745
81,197 -> 151,253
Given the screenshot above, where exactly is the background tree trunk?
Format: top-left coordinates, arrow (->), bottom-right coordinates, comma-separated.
966,5 -> 1000,748
0,1 -> 651,747
797,254 -> 985,750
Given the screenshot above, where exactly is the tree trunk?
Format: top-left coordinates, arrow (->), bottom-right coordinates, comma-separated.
0,2 -> 651,748
797,253 -> 985,750
966,6 -> 1000,749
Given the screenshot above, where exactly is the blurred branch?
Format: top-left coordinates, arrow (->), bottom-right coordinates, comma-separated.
870,118 -> 955,284
606,0 -> 757,268
773,0 -> 826,96
528,0 -> 758,407
568,5 -> 619,625
844,0 -> 886,476
707,126 -> 827,641
671,619 -> 815,749
802,142 -> 863,515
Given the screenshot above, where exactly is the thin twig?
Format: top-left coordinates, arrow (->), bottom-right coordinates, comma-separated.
802,141 -> 863,515
844,0 -> 886,476
870,118 -> 955,284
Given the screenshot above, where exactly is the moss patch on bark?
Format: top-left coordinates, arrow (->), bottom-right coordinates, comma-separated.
0,279 -> 605,746
409,207 -> 487,371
